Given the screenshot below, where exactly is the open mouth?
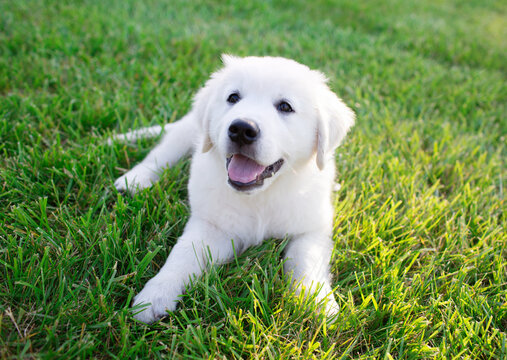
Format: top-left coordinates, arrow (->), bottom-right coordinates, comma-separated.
226,154 -> 284,191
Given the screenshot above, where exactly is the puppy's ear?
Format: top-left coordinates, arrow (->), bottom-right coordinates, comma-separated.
192,80 -> 215,153
315,86 -> 355,170
193,58 -> 236,153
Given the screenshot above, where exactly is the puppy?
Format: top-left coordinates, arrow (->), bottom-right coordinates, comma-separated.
113,55 -> 355,323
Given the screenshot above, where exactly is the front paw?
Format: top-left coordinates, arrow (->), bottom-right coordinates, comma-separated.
131,279 -> 181,324
114,167 -> 157,194
323,297 -> 340,318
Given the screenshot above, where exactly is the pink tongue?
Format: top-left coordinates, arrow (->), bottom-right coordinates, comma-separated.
228,154 -> 266,183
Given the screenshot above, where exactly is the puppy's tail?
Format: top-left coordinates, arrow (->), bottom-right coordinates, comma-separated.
107,114 -> 198,166
106,123 -> 173,145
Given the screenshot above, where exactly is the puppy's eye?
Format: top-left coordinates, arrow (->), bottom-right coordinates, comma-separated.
227,93 -> 241,104
276,101 -> 294,113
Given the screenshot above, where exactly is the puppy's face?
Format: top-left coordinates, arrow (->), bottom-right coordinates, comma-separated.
195,56 -> 354,194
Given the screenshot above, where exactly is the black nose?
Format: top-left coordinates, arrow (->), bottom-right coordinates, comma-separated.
228,119 -> 260,145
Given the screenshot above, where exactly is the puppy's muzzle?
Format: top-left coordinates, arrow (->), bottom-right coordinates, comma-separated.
228,119 -> 260,146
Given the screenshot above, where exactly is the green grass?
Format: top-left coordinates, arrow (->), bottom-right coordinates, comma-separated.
0,0 -> 505,358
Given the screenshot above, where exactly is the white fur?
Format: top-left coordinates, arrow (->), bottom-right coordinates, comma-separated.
106,124 -> 170,145
113,55 -> 355,323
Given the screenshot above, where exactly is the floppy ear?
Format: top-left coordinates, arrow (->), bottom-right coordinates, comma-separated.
192,82 -> 214,153
193,55 -> 239,153
316,87 -> 355,170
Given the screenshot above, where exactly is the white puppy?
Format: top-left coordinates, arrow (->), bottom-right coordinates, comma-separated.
113,55 -> 355,323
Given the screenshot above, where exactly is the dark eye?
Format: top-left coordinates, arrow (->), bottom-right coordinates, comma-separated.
276,101 -> 294,113
227,92 -> 241,104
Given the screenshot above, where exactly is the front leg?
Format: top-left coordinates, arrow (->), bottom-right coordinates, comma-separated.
132,218 -> 235,323
283,232 -> 339,316
114,161 -> 162,194
114,115 -> 197,194
114,132 -> 178,193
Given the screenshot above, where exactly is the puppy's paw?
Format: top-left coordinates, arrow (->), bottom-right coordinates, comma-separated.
114,167 -> 157,194
131,279 -> 181,324
323,297 -> 340,319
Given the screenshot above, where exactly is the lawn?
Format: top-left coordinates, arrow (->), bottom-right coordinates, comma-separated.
0,0 -> 505,358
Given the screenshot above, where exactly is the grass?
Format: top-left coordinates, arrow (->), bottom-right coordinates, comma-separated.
0,0 -> 505,358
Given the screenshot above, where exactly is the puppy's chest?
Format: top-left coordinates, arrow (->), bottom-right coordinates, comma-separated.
203,193 -> 319,242
188,154 -> 332,242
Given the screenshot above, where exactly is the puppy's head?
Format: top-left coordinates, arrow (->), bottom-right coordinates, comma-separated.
194,55 -> 355,194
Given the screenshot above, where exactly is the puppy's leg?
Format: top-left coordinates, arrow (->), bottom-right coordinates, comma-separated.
114,114 -> 197,193
283,233 -> 339,316
132,218 -> 234,323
